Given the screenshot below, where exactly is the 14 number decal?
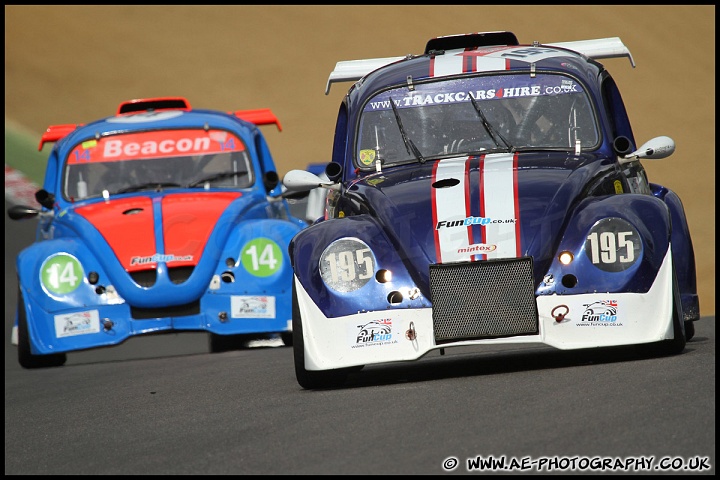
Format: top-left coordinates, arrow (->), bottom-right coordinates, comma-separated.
41,254 -> 83,294
241,238 -> 282,277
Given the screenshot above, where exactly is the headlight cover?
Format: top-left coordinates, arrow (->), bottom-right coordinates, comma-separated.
319,237 -> 376,292
584,218 -> 642,272
40,253 -> 85,295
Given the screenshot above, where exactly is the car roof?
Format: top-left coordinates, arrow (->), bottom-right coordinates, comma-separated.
39,97 -> 282,152
325,31 -> 635,102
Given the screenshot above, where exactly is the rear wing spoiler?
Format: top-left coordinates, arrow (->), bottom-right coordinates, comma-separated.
233,109 -> 282,131
39,124 -> 80,151
38,100 -> 283,150
325,34 -> 634,94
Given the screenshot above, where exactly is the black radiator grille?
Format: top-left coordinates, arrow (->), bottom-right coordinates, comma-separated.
429,257 -> 539,344
129,266 -> 195,287
130,301 -> 200,319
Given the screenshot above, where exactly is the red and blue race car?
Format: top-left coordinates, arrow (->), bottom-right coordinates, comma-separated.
9,97 -> 309,368
283,32 -> 700,389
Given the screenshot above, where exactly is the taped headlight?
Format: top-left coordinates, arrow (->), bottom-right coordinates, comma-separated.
584,218 -> 642,272
40,253 -> 85,295
319,237 -> 376,292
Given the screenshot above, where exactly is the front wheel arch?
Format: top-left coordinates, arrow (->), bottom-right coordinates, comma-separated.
17,287 -> 67,369
292,280 -> 351,390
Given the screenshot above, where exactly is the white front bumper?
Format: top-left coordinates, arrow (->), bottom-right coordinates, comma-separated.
296,248 -> 675,371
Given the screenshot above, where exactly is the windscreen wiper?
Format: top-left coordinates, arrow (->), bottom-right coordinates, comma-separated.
187,171 -> 248,188
388,96 -> 426,164
468,95 -> 515,152
116,182 -> 182,193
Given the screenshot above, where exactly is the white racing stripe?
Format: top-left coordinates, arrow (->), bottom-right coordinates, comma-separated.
482,153 -> 520,259
432,157 -> 470,263
430,47 -> 510,77
432,153 -> 519,263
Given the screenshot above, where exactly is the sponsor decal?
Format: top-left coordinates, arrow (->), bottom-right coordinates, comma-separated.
436,216 -> 516,229
54,310 -> 101,338
613,180 -> 624,194
366,177 -> 386,186
67,129 -> 246,164
359,149 -> 376,166
231,295 -> 276,319
457,243 -> 497,254
365,74 -> 583,112
130,253 -> 193,266
576,300 -> 622,326
351,318 -> 399,348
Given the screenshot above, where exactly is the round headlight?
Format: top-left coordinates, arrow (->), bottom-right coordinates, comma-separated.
319,238 -> 376,293
584,218 -> 641,272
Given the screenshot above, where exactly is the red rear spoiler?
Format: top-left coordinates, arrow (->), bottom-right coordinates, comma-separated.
38,124 -> 80,151
38,100 -> 281,150
233,109 -> 282,131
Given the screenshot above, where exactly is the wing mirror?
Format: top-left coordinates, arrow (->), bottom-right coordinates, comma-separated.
619,136 -> 675,164
283,169 -> 334,191
7,205 -> 41,220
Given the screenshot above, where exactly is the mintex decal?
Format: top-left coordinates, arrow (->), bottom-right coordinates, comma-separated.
351,318 -> 398,348
231,295 -> 276,319
54,310 -> 101,338
457,243 -> 497,255
67,129 -> 246,164
364,74 -> 583,112
431,153 -> 520,263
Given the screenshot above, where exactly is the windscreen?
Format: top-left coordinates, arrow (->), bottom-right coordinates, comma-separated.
62,129 -> 254,201
355,72 -> 599,169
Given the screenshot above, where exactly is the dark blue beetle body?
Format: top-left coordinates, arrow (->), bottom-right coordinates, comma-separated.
284,33 -> 699,388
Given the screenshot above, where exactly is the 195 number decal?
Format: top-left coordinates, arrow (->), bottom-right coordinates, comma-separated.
319,238 -> 376,292
584,218 -> 641,272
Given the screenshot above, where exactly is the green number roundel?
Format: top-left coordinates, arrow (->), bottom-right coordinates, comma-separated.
241,238 -> 282,277
40,254 -> 84,294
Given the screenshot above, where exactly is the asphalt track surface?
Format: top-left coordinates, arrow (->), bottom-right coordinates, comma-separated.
4,199 -> 715,475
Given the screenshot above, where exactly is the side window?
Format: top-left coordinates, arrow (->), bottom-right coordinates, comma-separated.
332,103 -> 349,167
601,75 -> 636,149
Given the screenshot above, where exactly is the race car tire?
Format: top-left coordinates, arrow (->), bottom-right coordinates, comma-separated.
292,282 -> 351,389
208,333 -> 251,353
17,288 -> 67,369
684,320 -> 695,342
280,332 -> 293,347
653,266 -> 686,356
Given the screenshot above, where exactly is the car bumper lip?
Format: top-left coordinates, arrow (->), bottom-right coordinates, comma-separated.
18,304 -> 292,355
297,248 -> 675,371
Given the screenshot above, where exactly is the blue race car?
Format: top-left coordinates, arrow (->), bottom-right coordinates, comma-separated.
282,32 -> 700,389
8,97 -> 309,368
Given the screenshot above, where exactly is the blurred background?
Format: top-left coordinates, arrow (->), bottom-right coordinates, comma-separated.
5,5 -> 714,315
